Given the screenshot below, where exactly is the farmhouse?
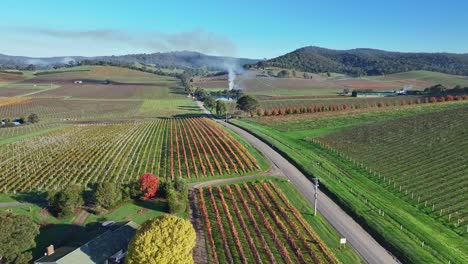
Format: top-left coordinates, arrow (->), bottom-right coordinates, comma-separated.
34,221 -> 139,264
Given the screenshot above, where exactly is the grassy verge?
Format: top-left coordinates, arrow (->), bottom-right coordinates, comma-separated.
0,124 -> 68,145
230,117 -> 468,263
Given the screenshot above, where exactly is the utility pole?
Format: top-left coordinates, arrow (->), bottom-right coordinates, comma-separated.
313,178 -> 319,216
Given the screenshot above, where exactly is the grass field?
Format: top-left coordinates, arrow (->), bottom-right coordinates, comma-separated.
85,199 -> 168,225
371,70 -> 468,87
231,101 -> 468,263
0,123 -> 66,144
195,179 -> 360,263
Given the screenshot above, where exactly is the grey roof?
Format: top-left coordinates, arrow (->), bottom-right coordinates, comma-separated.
35,221 -> 139,264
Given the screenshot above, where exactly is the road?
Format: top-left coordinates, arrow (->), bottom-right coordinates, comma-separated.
197,101 -> 399,264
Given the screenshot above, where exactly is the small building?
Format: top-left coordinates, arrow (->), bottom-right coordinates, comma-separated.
352,91 -> 396,97
34,221 -> 139,264
73,80 -> 83,84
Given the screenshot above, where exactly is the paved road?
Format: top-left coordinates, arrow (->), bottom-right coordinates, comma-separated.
197,101 -> 399,264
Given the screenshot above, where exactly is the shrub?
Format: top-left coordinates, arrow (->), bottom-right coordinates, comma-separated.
429,97 -> 437,103
271,109 -> 278,115
256,109 -> 263,116
126,215 -> 196,264
27,113 -> 39,123
139,173 -> 159,199
123,181 -> 142,200
47,185 -> 84,218
167,189 -> 186,214
94,182 -> 122,209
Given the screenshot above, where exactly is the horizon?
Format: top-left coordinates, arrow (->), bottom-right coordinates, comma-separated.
1,0 -> 468,59
2,45 -> 468,60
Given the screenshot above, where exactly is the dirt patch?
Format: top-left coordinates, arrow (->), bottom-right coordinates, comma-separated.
0,72 -> 26,83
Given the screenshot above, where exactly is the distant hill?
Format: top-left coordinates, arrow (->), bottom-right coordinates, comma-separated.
0,51 -> 258,71
250,46 -> 468,76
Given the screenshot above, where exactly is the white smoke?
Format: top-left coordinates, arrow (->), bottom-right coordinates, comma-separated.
228,67 -> 235,90
223,58 -> 241,90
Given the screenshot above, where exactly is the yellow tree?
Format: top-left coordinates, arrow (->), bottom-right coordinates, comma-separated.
126,214 -> 196,264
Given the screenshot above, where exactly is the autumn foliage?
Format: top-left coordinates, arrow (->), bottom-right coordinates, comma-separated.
139,173 -> 159,199
126,215 -> 196,264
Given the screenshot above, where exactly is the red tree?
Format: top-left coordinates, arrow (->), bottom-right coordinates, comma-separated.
139,173 -> 159,199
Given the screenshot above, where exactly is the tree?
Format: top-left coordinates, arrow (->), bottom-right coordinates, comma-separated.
236,95 -> 259,114
126,215 -> 196,264
0,212 -> 39,264
215,100 -> 227,115
139,173 -> 159,199
167,178 -> 188,214
27,113 -> 39,123
203,95 -> 216,109
94,182 -> 122,209
276,70 -> 290,78
424,84 -> 447,95
47,185 -> 84,217
123,181 -> 142,200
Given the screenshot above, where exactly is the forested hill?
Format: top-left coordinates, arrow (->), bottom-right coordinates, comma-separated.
249,46 -> 468,76
0,51 -> 258,70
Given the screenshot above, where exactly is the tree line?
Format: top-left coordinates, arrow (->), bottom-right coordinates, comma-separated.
247,46 -> 468,76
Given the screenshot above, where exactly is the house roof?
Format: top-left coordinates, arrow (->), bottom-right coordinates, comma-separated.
35,221 -> 139,264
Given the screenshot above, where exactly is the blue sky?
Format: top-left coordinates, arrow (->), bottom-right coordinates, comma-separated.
1,0 -> 467,58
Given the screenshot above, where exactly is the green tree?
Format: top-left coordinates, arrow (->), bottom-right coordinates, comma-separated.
203,96 -> 216,109
236,95 -> 259,114
277,70 -> 290,78
94,182 -> 122,209
27,113 -> 39,123
167,178 -> 188,214
126,215 -> 196,264
215,100 -> 227,115
48,185 -> 84,217
0,212 -> 39,264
